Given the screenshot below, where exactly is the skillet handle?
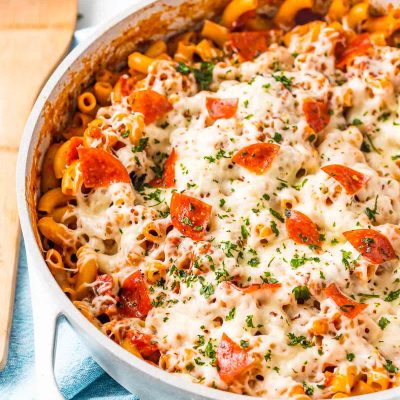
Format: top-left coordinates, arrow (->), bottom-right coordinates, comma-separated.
28,257 -> 64,400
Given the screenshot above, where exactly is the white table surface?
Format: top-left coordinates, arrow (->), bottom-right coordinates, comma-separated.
77,0 -> 138,30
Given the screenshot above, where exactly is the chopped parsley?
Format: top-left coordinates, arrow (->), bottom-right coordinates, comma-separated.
292,178 -> 308,191
270,220 -> 279,236
365,195 -> 379,222
271,132 -> 283,143
185,362 -> 195,371
226,307 -> 236,321
204,340 -> 216,361
134,155 -> 142,167
272,72 -> 293,91
195,339 -> 217,366
194,357 -> 205,366
290,254 -> 320,269
158,208 -> 170,218
384,360 -> 398,374
302,382 -> 314,396
247,257 -> 260,267
241,224 -> 249,240
341,250 -> 353,270
272,60 -> 281,71
216,148 -> 230,159
182,216 -> 193,226
132,137 -> 149,152
199,280 -> 214,299
220,241 -> 238,258
292,285 -> 311,304
151,163 -> 163,178
385,289 -> 400,302
358,292 -> 379,299
143,188 -> 163,206
261,271 -> 278,284
245,315 -> 255,328
204,155 -> 216,163
194,335 -> 205,349
340,304 -> 356,313
262,83 -> 271,91
378,112 -> 391,122
378,316 -> 390,330
269,208 -> 284,222
364,132 -> 381,154
287,333 -> 313,349
176,62 -> 191,75
121,130 -> 130,138
346,353 -> 355,362
193,62 -> 214,90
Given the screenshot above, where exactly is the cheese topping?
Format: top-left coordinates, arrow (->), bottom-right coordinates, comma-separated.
39,14 -> 400,400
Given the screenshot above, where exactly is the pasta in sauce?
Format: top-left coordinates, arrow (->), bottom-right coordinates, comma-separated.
37,0 -> 400,398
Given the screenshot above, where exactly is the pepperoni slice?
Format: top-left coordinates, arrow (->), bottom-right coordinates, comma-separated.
286,209 -> 321,248
119,271 -> 152,319
303,99 -> 330,133
322,164 -> 367,195
126,330 -> 159,360
229,32 -> 269,61
336,33 -> 372,70
78,147 -> 130,188
232,143 -> 280,174
96,274 -> 114,296
148,177 -> 163,188
149,149 -> 177,188
66,137 -> 84,166
217,333 -> 254,384
343,229 -> 396,264
129,89 -> 172,124
170,193 -> 212,241
206,98 -> 238,120
324,283 -> 367,319
242,283 -> 282,293
162,149 -> 177,188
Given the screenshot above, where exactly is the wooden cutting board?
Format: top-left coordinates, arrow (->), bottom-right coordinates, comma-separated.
0,0 -> 78,370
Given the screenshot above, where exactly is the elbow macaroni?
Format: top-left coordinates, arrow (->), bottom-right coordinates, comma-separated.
77,92 -> 97,114
221,0 -> 258,28
274,0 -> 313,28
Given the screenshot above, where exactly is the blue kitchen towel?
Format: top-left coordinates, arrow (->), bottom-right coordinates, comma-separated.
0,240 -> 137,400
